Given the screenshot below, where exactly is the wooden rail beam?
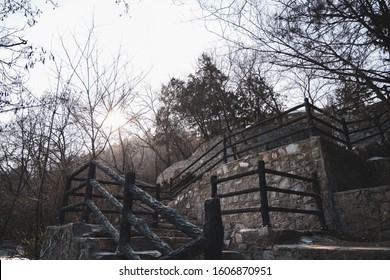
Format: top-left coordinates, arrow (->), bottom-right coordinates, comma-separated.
89,179 -> 173,255
91,160 -> 203,239
85,199 -> 140,260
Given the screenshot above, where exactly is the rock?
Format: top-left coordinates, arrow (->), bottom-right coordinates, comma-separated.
40,223 -> 117,260
286,143 -> 300,154
263,250 -> 275,260
239,162 -> 249,168
234,233 -> 243,244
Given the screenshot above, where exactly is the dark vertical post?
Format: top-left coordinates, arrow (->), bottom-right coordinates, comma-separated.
223,134 -> 228,163
118,172 -> 135,258
258,160 -> 271,227
153,183 -> 161,228
58,177 -> 72,225
204,198 -> 224,260
211,175 -> 218,198
311,172 -> 327,230
341,118 -> 352,150
81,162 -> 96,223
374,114 -> 385,143
304,98 -> 316,137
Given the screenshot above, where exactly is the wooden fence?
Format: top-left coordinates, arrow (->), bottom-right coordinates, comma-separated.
210,160 -> 327,230
58,160 -> 221,259
170,99 -> 389,196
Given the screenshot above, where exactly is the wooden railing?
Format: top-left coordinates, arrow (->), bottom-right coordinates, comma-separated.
210,160 -> 327,230
59,160 -> 220,259
170,99 -> 389,196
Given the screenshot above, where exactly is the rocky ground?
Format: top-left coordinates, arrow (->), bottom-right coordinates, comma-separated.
0,241 -> 28,260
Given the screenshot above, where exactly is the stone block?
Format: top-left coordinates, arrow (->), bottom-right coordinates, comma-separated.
279,178 -> 290,189
263,250 -> 275,260
286,143 -> 300,154
40,223 -> 116,260
239,162 -> 250,168
257,226 -> 275,237
278,148 -> 287,157
233,232 -> 243,244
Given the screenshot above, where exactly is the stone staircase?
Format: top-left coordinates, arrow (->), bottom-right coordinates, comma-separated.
52,221 -> 193,260
45,99 -> 389,260
44,138 -> 390,260
41,220 -> 390,260
222,227 -> 390,260
41,220 -> 200,260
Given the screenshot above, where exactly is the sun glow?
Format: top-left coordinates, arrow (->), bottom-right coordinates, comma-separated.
105,110 -> 129,131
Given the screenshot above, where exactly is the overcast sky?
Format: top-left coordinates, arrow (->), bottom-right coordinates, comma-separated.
24,0 -> 220,94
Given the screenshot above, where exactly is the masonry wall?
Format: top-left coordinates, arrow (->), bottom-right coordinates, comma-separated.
320,139 -> 372,192
167,136 -> 390,241
333,185 -> 390,241
168,137 -> 328,231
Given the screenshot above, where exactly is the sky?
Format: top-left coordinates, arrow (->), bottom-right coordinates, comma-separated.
24,0 -> 220,95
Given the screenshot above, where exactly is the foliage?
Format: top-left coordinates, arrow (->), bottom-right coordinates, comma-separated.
230,52 -> 283,123
156,53 -> 283,142
155,78 -> 196,165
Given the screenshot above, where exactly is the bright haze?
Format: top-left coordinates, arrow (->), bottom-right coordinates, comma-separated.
25,0 -> 219,95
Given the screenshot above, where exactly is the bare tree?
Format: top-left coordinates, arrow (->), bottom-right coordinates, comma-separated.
0,90 -> 71,257
56,24 -> 142,158
0,0 -> 58,114
196,0 -> 390,106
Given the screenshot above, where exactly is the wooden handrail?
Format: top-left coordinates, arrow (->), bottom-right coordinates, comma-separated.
170,99 -> 389,197
92,160 -> 203,238
59,159 -> 207,259
85,199 -> 140,260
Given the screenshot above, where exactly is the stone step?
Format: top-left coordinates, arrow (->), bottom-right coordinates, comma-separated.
222,250 -> 248,260
83,229 -> 390,259
221,243 -> 390,260
80,220 -> 196,239
77,235 -> 194,259
132,225 -> 192,238
95,250 -> 161,260
153,219 -> 202,229
78,222 -> 196,254
270,243 -> 390,260
223,227 -> 390,260
129,236 -> 194,251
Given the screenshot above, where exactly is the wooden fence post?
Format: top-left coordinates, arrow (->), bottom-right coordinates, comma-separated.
223,134 -> 228,163
210,175 -> 218,198
258,160 -> 271,227
58,177 -> 72,225
374,114 -> 386,143
341,118 -> 352,150
118,172 -> 135,258
304,98 -> 316,137
204,197 -> 224,260
81,162 -> 96,223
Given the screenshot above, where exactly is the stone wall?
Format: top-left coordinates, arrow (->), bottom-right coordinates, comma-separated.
333,185 -> 390,241
320,139 -> 372,192
168,137 -> 328,231
166,136 -> 390,241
